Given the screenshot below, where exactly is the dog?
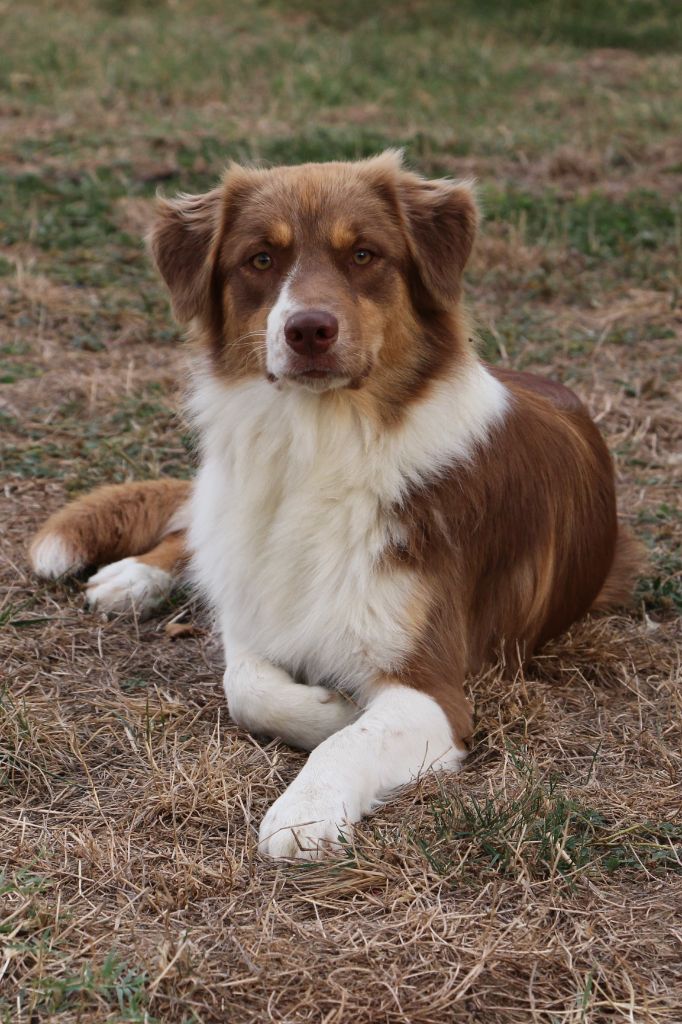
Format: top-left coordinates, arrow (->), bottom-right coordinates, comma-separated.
30,151 -> 641,859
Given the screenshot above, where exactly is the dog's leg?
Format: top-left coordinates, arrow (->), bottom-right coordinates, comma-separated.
224,652 -> 359,751
258,681 -> 465,860
85,530 -> 187,616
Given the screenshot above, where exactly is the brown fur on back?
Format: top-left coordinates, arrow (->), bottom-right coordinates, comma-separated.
393,368 -> 621,741
491,366 -> 644,612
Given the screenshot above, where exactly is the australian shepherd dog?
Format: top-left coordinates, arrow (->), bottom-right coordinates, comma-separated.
30,152 -> 640,859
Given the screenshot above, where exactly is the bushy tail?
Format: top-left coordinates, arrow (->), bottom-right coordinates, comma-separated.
591,526 -> 646,612
30,479 -> 191,579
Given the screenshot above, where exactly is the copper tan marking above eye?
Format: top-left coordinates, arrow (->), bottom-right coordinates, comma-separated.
329,220 -> 357,251
268,221 -> 294,248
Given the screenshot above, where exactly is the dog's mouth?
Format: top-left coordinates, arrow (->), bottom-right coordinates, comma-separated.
275,368 -> 352,392
296,368 -> 337,380
268,356 -> 353,390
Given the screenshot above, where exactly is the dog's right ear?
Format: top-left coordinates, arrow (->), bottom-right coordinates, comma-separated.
148,188 -> 223,324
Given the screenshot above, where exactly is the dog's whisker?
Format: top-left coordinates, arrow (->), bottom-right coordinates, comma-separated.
228,330 -> 268,348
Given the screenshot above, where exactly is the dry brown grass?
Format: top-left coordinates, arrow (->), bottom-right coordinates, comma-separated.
2,2 -> 682,1021
2,531 -> 681,1021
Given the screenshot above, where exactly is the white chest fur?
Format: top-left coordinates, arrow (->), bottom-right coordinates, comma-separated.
188,362 -> 508,695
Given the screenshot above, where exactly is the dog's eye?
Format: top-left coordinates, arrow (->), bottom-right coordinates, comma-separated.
250,252 -> 273,270
352,249 -> 373,266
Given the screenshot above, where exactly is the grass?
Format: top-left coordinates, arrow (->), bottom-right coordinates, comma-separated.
29,953 -> 151,1020
414,750 -> 682,883
484,188 -> 679,258
1,1 -> 681,1021
0,883 -> 152,1024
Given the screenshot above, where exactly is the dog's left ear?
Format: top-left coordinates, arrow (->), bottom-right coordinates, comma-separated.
399,176 -> 478,309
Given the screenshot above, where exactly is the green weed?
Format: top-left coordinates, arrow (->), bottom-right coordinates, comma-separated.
414,752 -> 682,882
30,952 -> 153,1020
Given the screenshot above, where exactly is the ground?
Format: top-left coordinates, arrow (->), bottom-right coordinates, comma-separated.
1,1 -> 681,1021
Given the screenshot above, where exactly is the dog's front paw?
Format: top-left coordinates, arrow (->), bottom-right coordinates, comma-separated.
258,783 -> 357,861
85,558 -> 173,616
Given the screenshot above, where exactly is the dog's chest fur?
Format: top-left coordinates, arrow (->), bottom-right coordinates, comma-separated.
189,365 -> 508,694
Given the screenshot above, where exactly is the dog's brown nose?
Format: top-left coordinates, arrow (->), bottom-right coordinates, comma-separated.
284,310 -> 338,356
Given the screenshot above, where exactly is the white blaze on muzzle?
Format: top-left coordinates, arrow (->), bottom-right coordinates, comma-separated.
265,277 -> 298,378
265,273 -> 350,389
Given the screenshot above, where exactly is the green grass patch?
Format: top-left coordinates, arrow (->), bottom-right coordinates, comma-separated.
635,505 -> 682,612
637,555 -> 682,613
0,169 -> 148,288
455,0 -> 682,53
483,188 -> 679,259
30,952 -> 153,1020
0,362 -> 40,384
0,390 -> 193,487
0,870 -> 56,1004
414,753 -> 682,882
0,868 -> 49,909
291,0 -> 682,52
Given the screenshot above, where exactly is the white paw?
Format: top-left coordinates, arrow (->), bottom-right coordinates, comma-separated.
30,532 -> 85,579
224,657 -> 298,736
224,655 -> 359,750
258,783 -> 357,860
85,558 -> 173,615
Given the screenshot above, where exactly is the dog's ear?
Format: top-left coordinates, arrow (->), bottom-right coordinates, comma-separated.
399,176 -> 478,309
364,155 -> 478,310
148,188 -> 223,323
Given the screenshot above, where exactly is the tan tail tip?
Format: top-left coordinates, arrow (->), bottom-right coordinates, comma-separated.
30,531 -> 86,580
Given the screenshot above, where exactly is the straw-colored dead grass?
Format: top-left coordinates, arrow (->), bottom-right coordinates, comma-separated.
1,519 -> 680,1022
2,259 -> 681,1024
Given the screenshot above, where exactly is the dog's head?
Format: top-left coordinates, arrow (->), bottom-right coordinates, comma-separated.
150,151 -> 477,406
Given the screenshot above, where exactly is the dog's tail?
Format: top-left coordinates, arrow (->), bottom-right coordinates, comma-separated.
591,525 -> 646,612
30,479 -> 191,579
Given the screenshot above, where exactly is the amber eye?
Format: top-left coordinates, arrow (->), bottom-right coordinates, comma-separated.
250,252 -> 273,270
352,249 -> 373,266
